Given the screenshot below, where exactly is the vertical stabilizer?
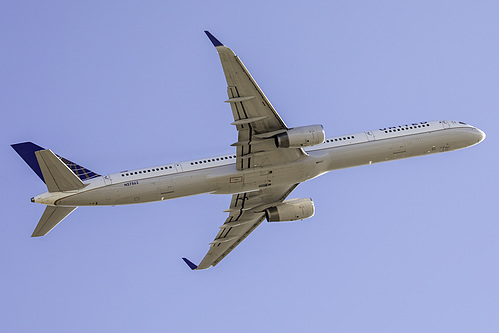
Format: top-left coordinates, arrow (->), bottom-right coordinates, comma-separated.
11,142 -> 100,183
32,206 -> 77,237
11,142 -> 45,181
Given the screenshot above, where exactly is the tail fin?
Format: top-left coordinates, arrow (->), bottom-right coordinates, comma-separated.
11,142 -> 45,181
32,206 -> 77,237
11,142 -> 100,186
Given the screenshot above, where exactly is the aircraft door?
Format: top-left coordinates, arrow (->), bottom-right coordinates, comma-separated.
441,121 -> 451,129
366,131 -> 376,141
103,175 -> 112,185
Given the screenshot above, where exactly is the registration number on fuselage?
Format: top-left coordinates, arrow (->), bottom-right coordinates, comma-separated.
124,181 -> 139,187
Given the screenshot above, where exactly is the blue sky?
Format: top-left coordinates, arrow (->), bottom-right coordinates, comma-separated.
1,1 -> 498,332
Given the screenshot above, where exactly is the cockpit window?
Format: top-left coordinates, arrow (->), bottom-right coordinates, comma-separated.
459,122 -> 467,125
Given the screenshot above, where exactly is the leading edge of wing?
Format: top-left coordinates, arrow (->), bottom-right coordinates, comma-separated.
204,31 -> 223,47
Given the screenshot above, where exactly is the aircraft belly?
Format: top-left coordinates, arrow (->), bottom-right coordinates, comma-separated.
210,160 -> 319,194
57,172 -> 218,206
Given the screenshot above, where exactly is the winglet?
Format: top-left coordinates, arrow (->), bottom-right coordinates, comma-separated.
204,31 -> 223,47
182,258 -> 198,270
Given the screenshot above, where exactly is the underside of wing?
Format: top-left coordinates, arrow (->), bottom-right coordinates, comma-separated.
205,31 -> 307,170
181,33 -> 313,271
189,183 -> 299,270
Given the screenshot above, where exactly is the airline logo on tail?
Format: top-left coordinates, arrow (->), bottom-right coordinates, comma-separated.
11,142 -> 100,182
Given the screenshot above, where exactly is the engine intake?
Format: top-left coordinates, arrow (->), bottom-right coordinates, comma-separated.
265,198 -> 315,222
275,125 -> 325,148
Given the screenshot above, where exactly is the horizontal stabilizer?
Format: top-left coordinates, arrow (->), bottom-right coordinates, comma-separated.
35,149 -> 85,192
32,206 -> 77,237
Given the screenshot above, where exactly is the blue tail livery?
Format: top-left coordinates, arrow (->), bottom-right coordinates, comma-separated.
11,142 -> 100,182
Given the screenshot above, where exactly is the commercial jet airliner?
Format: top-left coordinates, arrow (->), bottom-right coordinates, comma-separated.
12,31 -> 485,270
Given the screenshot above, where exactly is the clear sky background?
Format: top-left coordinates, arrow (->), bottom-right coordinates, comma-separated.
1,1 -> 498,332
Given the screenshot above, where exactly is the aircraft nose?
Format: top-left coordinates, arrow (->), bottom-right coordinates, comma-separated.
474,128 -> 486,144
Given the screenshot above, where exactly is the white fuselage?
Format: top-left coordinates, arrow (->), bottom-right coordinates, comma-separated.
33,120 -> 485,207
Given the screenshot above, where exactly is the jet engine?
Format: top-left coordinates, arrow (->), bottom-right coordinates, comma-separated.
275,125 -> 325,148
265,198 -> 315,222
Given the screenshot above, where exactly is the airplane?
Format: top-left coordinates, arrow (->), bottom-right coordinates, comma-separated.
11,31 -> 485,270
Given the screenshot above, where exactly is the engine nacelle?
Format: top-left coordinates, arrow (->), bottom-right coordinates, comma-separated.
275,125 -> 325,148
265,198 -> 315,222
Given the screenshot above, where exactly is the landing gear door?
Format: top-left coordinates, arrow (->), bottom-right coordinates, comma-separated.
159,176 -> 174,194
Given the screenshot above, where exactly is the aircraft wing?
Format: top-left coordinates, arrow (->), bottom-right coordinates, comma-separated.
183,183 -> 299,270
205,31 -> 306,170
181,33 -> 305,270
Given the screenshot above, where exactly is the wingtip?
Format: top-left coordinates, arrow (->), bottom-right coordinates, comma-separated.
182,257 -> 198,270
204,31 -> 223,47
